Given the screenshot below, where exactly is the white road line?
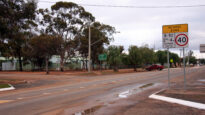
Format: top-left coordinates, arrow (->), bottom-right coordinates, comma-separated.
149,93 -> 205,110
0,84 -> 15,92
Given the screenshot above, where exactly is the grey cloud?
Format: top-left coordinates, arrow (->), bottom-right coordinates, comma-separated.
38,0 -> 205,58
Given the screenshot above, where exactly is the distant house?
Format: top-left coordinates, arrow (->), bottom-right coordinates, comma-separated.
0,57 -> 17,71
0,55 -> 86,71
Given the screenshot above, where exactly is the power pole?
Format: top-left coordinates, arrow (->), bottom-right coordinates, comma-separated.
88,25 -> 91,73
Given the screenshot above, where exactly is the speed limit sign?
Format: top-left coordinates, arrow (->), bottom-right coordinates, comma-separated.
175,33 -> 188,47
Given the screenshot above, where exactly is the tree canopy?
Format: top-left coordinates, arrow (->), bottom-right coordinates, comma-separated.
107,46 -> 123,72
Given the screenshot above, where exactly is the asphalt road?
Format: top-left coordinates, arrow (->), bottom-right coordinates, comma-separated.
0,66 -> 203,115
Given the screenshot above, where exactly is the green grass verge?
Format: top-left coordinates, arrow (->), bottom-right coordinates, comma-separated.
0,84 -> 11,89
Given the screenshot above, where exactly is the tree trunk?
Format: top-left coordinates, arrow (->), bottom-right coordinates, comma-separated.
60,54 -> 64,72
113,65 -> 118,72
92,63 -> 95,70
45,57 -> 49,74
134,64 -> 137,71
18,51 -> 23,71
85,60 -> 88,70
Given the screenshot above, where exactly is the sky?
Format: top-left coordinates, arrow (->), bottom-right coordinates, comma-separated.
38,0 -> 205,58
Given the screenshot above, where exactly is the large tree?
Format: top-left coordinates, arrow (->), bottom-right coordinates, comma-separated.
155,50 -> 167,65
107,45 -> 123,72
27,34 -> 62,74
139,46 -> 156,66
37,2 -> 95,71
77,22 -> 115,70
0,0 -> 37,71
128,46 -> 142,71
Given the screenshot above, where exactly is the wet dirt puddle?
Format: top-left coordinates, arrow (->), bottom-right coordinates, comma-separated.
73,105 -> 103,115
118,83 -> 155,98
73,83 -> 159,115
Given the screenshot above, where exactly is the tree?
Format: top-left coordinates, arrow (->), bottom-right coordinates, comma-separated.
155,50 -> 167,65
77,22 -> 115,70
189,56 -> 197,65
170,52 -> 180,67
128,46 -> 142,71
27,34 -> 62,74
121,53 -> 130,66
0,0 -> 37,71
199,59 -> 205,64
37,2 -> 95,71
107,46 -> 123,72
140,46 -> 156,66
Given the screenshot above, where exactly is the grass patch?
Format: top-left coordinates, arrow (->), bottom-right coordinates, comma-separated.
140,83 -> 154,89
0,84 -> 11,89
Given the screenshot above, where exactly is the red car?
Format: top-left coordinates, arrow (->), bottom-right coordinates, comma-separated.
146,64 -> 164,71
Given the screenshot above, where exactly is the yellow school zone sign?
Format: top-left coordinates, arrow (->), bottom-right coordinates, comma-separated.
162,24 -> 188,33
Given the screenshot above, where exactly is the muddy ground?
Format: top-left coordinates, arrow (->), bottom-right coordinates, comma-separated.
93,67 -> 205,115
0,68 -> 145,89
0,67 -> 205,115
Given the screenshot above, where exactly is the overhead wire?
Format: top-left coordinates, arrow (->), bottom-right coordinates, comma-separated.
38,0 -> 205,9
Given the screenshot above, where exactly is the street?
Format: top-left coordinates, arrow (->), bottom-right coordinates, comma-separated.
0,66 -> 204,115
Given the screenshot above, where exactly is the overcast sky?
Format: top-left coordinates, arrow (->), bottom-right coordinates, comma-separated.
38,0 -> 205,58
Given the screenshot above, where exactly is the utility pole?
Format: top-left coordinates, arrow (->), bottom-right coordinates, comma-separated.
88,25 -> 91,73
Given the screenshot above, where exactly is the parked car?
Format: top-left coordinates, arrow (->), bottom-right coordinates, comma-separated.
146,64 -> 164,71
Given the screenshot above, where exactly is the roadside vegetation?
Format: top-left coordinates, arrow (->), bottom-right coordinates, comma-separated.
0,84 -> 10,89
0,0 -> 198,73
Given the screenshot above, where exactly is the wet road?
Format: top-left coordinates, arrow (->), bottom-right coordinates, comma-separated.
0,66 -> 203,115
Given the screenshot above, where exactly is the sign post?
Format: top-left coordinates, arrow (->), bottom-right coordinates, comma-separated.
183,47 -> 186,89
162,24 -> 188,89
167,48 -> 170,88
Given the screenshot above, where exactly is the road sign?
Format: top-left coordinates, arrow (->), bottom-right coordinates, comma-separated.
175,33 -> 189,47
170,59 -> 173,63
98,54 -> 107,61
162,24 -> 188,89
162,33 -> 176,48
163,24 -> 188,33
200,44 -> 205,53
162,24 -> 188,48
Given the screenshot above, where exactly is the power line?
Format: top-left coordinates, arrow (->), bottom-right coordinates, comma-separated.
39,0 -> 205,8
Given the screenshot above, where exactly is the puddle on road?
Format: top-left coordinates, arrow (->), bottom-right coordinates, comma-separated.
118,83 -> 156,98
72,83 -> 159,115
139,83 -> 154,89
73,105 -> 103,115
198,79 -> 205,82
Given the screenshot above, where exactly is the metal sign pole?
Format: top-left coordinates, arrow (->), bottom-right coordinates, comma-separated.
183,47 -> 186,89
167,48 -> 170,88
